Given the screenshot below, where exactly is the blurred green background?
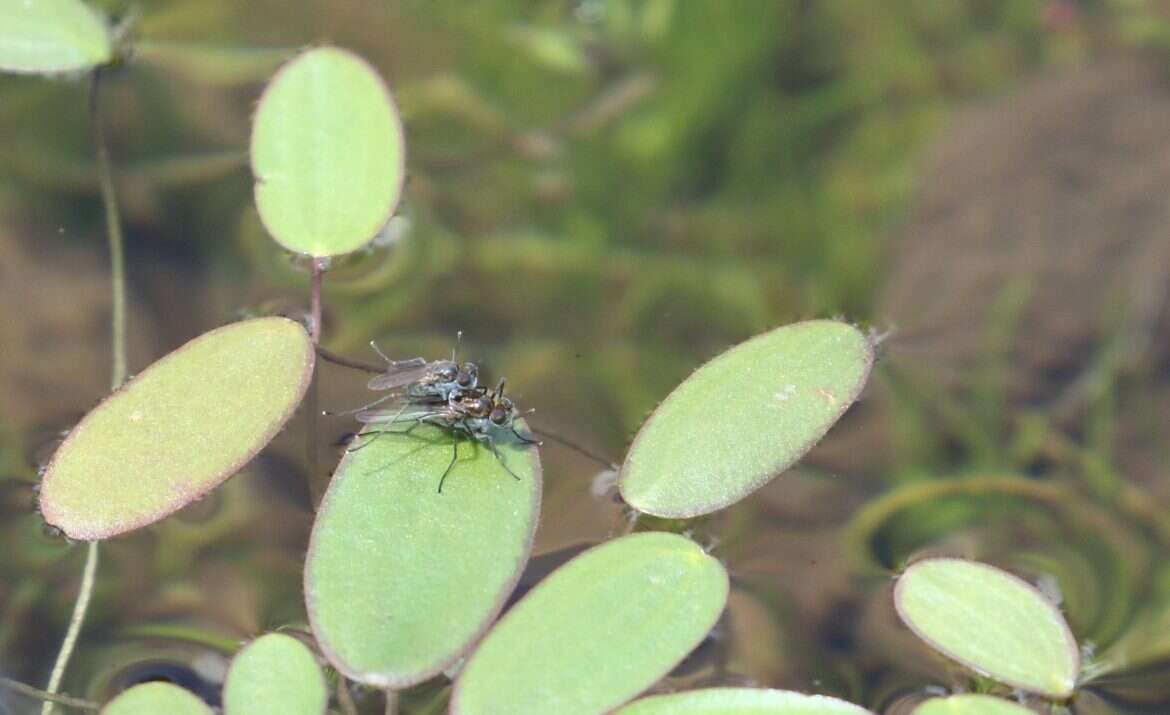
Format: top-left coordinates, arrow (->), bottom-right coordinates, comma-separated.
4,0 -> 1170,712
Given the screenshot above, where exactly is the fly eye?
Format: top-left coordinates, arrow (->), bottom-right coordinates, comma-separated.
475,398 -> 492,414
456,372 -> 473,387
490,408 -> 507,425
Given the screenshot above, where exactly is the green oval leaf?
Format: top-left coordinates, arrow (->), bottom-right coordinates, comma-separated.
101,682 -> 212,715
251,46 -> 405,257
911,695 -> 1035,715
38,317 -> 314,540
0,0 -> 112,75
452,532 -> 729,715
619,320 -> 872,518
305,422 -> 541,687
614,688 -> 874,715
894,559 -> 1080,699
223,633 -> 327,715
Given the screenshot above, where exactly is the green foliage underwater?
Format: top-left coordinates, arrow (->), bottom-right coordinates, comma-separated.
4,1 -> 1170,713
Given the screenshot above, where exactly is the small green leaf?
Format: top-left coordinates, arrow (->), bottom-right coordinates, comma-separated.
452,532 -> 729,715
894,559 -> 1080,698
223,633 -> 327,715
38,317 -> 314,540
251,46 -> 405,257
101,682 -> 212,715
619,320 -> 872,518
614,688 -> 874,715
305,422 -> 541,687
0,0 -> 112,74
911,695 -> 1035,715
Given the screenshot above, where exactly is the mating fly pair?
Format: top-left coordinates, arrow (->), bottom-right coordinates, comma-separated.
341,338 -> 539,493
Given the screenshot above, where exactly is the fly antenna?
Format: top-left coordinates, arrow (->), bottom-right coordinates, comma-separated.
494,378 -> 507,398
369,340 -> 392,364
529,426 -> 618,470
316,346 -> 382,374
452,330 -> 463,362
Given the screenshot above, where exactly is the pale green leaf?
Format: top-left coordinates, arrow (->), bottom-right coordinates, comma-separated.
895,559 -> 1080,698
452,532 -> 729,715
306,421 -> 541,687
223,633 -> 327,715
911,694 -> 1035,715
251,46 -> 405,257
0,0 -> 111,74
38,317 -> 314,540
101,682 -> 212,715
619,320 -> 873,517
614,688 -> 874,715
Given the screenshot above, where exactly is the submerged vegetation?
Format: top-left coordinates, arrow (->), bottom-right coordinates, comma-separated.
3,1 -> 1170,714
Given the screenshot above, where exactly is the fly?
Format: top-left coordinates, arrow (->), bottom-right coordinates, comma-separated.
355,378 -> 539,493
328,333 -> 478,420
321,336 -> 614,492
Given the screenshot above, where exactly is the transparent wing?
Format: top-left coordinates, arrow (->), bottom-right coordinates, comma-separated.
326,385 -> 411,418
367,358 -> 432,390
356,402 -> 453,425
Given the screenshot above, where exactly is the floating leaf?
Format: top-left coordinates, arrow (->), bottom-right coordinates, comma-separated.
306,422 -> 541,687
614,688 -> 874,715
619,320 -> 872,518
101,682 -> 212,715
251,46 -> 405,257
911,695 -> 1035,715
452,532 -> 729,715
894,559 -> 1080,699
38,317 -> 314,540
223,633 -> 327,715
0,0 -> 112,75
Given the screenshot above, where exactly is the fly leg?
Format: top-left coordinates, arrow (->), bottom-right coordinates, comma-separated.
345,410 -> 445,453
484,435 -> 522,481
437,438 -> 460,494
510,425 -> 541,445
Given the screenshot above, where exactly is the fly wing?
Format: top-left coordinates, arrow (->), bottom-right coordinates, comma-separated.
367,358 -> 432,391
355,402 -> 449,425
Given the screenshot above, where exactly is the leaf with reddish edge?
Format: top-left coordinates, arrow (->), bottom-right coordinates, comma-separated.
619,320 -> 873,518
38,317 -> 314,540
305,421 -> 541,687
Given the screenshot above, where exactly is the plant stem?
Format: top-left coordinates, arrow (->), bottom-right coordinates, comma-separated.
41,542 -> 99,715
39,66 -> 128,715
309,259 -> 324,344
91,68 -> 128,392
336,676 -> 358,715
384,690 -> 399,715
306,259 -> 325,506
621,510 -> 640,536
0,676 -> 100,712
